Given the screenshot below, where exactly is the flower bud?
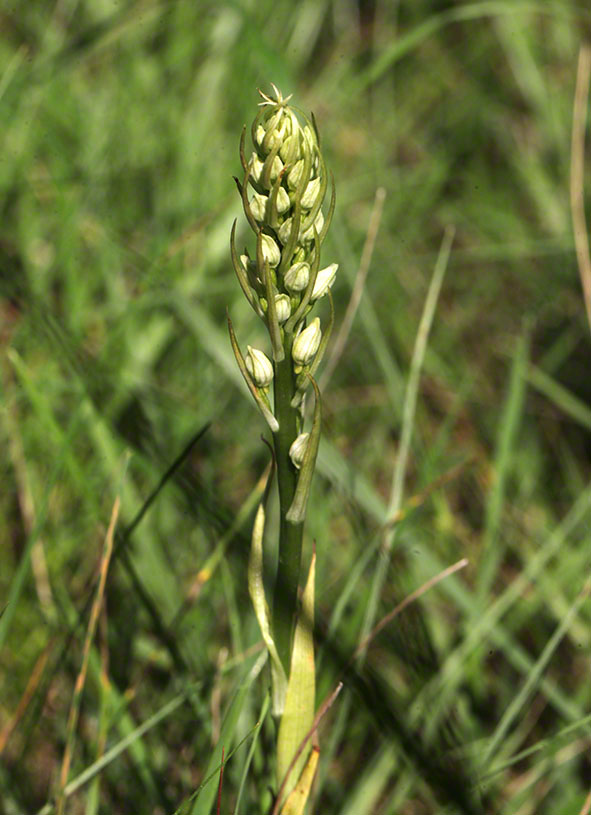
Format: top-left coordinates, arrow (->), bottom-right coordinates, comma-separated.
279,133 -> 296,162
278,217 -> 294,246
301,176 -> 321,209
261,234 -> 281,267
275,186 -> 291,214
311,263 -> 338,300
265,120 -> 288,152
284,262 -> 310,292
274,294 -> 291,323
267,155 -> 284,182
249,152 -> 264,184
245,346 -> 274,388
292,318 -> 322,367
287,159 -> 305,190
258,110 -> 284,151
289,432 -> 310,469
250,192 -> 268,222
255,124 -> 266,148
301,211 -> 324,243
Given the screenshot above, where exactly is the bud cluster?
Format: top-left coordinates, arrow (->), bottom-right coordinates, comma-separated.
230,84 -> 336,420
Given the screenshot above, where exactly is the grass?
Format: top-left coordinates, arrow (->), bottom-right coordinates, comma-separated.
2,0 -> 591,812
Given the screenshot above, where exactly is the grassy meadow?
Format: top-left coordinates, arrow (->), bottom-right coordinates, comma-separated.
2,1 -> 591,813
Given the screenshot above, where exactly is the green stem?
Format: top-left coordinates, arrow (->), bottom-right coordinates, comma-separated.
272,333 -> 303,673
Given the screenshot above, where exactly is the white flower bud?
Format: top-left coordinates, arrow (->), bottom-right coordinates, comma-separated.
311,263 -> 338,300
250,192 -> 268,221
274,294 -> 291,323
287,159 -> 304,189
276,186 -> 291,214
279,133 -> 295,162
292,318 -> 322,367
266,120 -> 288,151
245,346 -> 274,388
269,155 -> 284,182
289,432 -> 310,469
249,152 -> 264,183
278,217 -> 294,245
255,124 -> 266,147
261,234 -> 281,267
301,176 -> 321,209
284,262 -> 310,292
301,211 -> 324,243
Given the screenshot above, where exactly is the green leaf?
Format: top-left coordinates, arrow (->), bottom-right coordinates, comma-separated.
276,552 -> 316,798
188,653 -> 266,815
248,502 -> 288,715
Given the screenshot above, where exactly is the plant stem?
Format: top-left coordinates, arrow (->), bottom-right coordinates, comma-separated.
272,333 -> 303,673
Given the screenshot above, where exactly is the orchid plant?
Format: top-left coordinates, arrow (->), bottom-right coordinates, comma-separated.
228,84 -> 336,810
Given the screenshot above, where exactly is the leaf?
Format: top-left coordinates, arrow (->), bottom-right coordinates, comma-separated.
188,652 -> 267,815
280,745 -> 319,815
248,502 -> 288,716
276,552 -> 316,798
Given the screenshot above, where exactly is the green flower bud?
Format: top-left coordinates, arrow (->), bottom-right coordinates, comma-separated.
287,159 -> 305,190
284,261 -> 310,292
301,211 -> 324,243
292,318 -> 321,367
301,177 -> 321,210
249,152 -> 264,184
278,217 -> 293,246
245,346 -> 274,388
258,105 -> 300,156
250,192 -> 268,222
255,124 -> 266,148
234,86 -> 336,364
276,186 -> 291,214
311,263 -> 338,300
264,120 -> 288,152
274,294 -> 291,323
267,154 -> 284,182
261,233 -> 281,267
289,432 -> 310,469
279,133 -> 296,162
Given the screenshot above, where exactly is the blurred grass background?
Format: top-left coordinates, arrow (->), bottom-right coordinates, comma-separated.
2,1 -> 591,813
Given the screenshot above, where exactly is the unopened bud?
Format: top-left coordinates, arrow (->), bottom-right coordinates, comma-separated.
255,125 -> 266,148
311,263 -> 338,300
289,432 -> 310,469
245,346 -> 274,388
250,193 -> 268,222
301,211 -> 324,243
284,262 -> 310,292
287,159 -> 305,190
261,234 -> 281,267
274,294 -> 291,323
268,155 -> 284,182
301,177 -> 321,209
276,187 -> 291,214
249,153 -> 264,184
279,133 -> 296,162
292,318 -> 322,366
278,217 -> 294,246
